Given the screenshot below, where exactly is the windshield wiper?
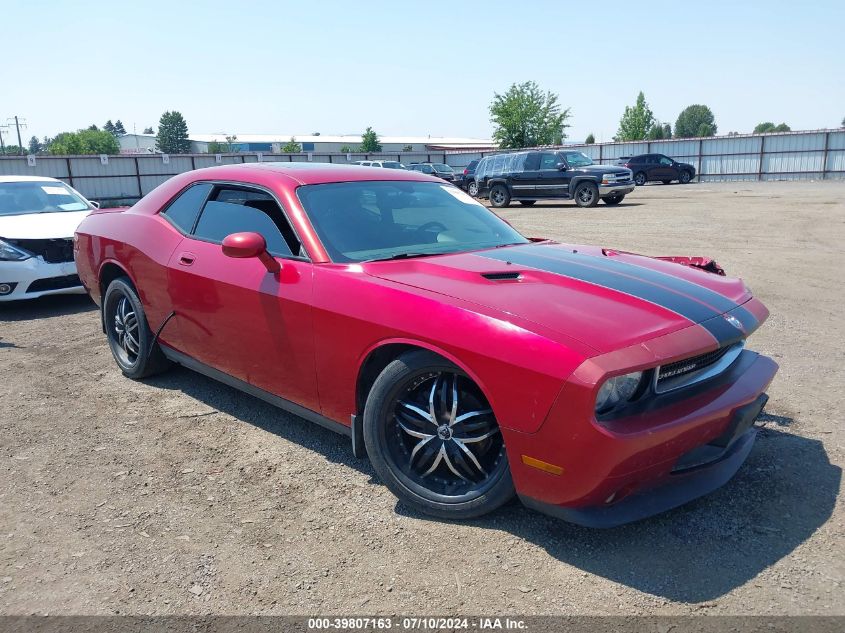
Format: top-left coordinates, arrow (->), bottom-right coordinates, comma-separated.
363,252 -> 436,263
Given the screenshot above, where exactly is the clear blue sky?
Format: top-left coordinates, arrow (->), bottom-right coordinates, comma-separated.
4,0 -> 844,144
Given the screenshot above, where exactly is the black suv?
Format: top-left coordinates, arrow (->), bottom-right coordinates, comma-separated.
474,150 -> 633,208
407,162 -> 455,182
618,154 -> 696,186
454,159 -> 480,194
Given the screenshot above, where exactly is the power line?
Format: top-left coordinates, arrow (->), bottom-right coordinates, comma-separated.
7,116 -> 27,155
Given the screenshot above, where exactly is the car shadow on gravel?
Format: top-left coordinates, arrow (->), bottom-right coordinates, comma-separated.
398,424 -> 841,603
0,294 -> 96,322
144,366 -> 378,478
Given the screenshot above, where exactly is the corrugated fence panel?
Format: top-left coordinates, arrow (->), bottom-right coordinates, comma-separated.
763,152 -> 825,174
70,156 -> 138,177
827,131 -> 845,150
140,175 -> 174,196
827,150 -> 845,173
73,175 -> 142,200
0,157 -> 70,178
765,133 -> 826,152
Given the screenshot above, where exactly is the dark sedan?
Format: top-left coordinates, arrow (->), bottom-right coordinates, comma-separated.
619,154 -> 696,186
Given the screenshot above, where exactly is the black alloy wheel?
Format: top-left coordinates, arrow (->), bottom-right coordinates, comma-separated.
363,351 -> 514,519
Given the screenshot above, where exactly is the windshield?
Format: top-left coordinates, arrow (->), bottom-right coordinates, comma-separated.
561,152 -> 594,167
297,181 -> 528,263
433,164 -> 454,173
382,162 -> 405,169
0,181 -> 90,216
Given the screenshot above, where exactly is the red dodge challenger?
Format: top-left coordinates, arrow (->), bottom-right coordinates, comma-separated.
74,163 -> 778,527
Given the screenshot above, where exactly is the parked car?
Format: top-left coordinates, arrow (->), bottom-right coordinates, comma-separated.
454,159 -> 480,195
0,175 -> 101,302
353,160 -> 406,169
407,162 -> 455,182
475,150 -> 634,208
75,163 -> 777,526
618,154 -> 696,186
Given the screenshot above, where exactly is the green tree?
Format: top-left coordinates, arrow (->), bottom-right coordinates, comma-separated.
114,120 -> 126,135
616,92 -> 656,141
1,145 -> 23,155
207,141 -> 225,153
646,124 -> 665,140
753,122 -> 790,134
224,135 -> 239,152
87,124 -> 99,131
281,136 -> 302,153
675,105 -> 717,138
402,144 -> 413,151
662,123 -> 672,138
48,129 -> 120,155
143,126 -> 154,134
28,136 -> 42,155
155,111 -> 191,153
489,81 -> 570,148
360,127 -> 382,152
585,133 -> 595,144
340,145 -> 352,153
103,120 -> 115,135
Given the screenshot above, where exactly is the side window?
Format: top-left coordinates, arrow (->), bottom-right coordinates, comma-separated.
193,186 -> 300,257
523,152 -> 540,171
659,156 -> 673,165
421,165 -> 434,174
539,152 -> 560,170
161,183 -> 212,233
511,154 -> 527,172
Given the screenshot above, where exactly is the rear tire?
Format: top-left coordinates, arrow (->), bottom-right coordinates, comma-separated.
634,172 -> 647,186
680,170 -> 692,184
103,277 -> 171,379
489,184 -> 511,208
467,180 -> 479,197
519,200 -> 536,206
602,195 -> 624,205
363,350 -> 514,520
574,181 -> 599,208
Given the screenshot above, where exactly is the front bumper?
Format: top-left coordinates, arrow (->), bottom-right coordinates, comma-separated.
598,183 -> 635,196
520,395 -> 767,527
503,345 -> 778,526
0,258 -> 83,302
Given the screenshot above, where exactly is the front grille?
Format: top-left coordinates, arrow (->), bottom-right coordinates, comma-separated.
9,238 -> 74,263
655,342 -> 744,393
26,274 -> 81,293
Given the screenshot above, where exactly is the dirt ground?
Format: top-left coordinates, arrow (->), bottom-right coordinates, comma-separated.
1,180 -> 843,616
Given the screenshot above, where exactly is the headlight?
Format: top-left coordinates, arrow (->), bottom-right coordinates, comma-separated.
595,371 -> 644,414
0,239 -> 30,261
601,173 -> 616,184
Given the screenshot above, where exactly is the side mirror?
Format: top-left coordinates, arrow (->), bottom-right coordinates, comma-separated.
90,200 -> 101,209
557,163 -> 568,171
222,232 -> 280,273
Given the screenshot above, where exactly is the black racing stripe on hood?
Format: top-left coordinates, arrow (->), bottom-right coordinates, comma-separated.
478,245 -> 757,345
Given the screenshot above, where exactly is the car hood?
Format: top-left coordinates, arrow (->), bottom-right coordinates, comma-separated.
0,210 -> 92,240
364,242 -> 756,354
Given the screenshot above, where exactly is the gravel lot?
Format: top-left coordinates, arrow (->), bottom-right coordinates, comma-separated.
1,180 -> 843,616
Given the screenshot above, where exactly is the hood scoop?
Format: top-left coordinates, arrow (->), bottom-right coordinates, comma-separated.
481,271 -> 522,281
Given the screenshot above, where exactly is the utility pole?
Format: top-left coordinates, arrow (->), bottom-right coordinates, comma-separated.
8,116 -> 27,155
0,125 -> 7,154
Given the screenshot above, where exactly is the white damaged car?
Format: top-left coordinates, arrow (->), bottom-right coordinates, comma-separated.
0,176 -> 99,302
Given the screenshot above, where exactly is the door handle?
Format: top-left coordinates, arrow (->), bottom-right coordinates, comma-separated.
178,252 -> 196,266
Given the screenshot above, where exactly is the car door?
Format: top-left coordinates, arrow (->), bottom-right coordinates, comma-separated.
511,152 -> 540,197
536,151 -> 567,197
656,155 -> 678,181
166,183 -> 319,411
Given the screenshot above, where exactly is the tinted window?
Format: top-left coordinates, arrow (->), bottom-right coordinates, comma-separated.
539,153 -> 560,170
420,165 -> 434,174
659,156 -> 673,165
161,183 -> 212,233
524,153 -> 540,170
511,153 -> 527,172
193,187 -> 297,256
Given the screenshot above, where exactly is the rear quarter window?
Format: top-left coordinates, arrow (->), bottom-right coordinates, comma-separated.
160,183 -> 213,233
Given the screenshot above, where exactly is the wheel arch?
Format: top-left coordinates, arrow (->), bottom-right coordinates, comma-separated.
568,176 -> 599,195
355,339 -> 494,418
98,260 -> 135,333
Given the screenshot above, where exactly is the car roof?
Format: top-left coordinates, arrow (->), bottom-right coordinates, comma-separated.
0,175 -> 63,183
185,162 -> 435,186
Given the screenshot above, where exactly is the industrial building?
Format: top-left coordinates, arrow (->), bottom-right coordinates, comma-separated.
118,133 -> 494,154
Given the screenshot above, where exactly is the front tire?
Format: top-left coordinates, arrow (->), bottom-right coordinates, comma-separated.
363,350 -> 514,520
489,184 -> 511,208
634,172 -> 647,186
103,277 -> 171,379
680,170 -> 692,184
574,181 -> 599,208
